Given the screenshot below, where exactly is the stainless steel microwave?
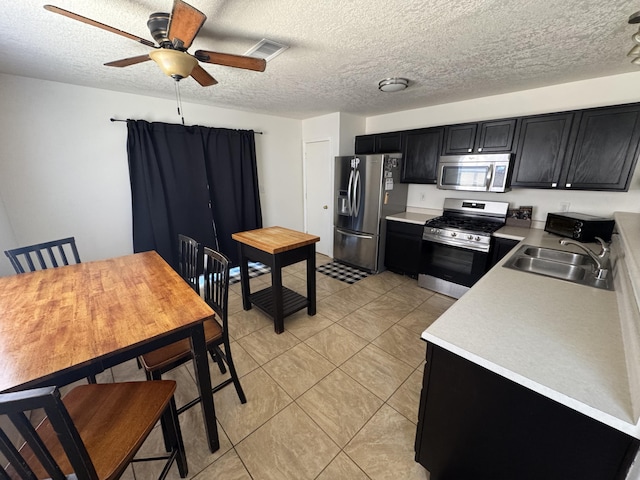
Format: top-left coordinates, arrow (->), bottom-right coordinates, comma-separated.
437,154 -> 514,192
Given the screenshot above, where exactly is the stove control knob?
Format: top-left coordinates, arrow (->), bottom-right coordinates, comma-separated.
467,235 -> 473,240
475,236 -> 481,241
450,232 -> 457,237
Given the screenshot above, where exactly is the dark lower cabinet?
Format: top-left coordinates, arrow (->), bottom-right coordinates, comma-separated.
384,220 -> 423,278
488,237 -> 519,269
415,343 -> 639,480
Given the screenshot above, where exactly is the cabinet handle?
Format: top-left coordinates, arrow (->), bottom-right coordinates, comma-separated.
478,147 -> 483,152
551,183 -> 557,188
468,148 -> 472,152
566,183 -> 572,188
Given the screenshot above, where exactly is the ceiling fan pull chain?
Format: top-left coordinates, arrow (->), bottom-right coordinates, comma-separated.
174,79 -> 186,125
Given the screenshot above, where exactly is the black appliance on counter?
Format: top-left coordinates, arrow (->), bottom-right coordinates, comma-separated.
419,198 -> 509,299
544,212 -> 615,243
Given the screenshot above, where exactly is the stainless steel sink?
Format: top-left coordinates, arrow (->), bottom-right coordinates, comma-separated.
520,246 -> 592,266
502,245 -> 613,291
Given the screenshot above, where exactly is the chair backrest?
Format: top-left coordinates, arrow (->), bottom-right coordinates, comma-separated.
202,247 -> 230,329
177,234 -> 200,293
0,386 -> 98,480
4,237 -> 81,274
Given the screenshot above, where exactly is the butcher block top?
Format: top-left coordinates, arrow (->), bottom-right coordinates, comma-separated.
232,227 -> 319,254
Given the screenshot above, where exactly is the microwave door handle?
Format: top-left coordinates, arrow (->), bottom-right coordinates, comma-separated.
485,165 -> 493,190
347,168 -> 355,216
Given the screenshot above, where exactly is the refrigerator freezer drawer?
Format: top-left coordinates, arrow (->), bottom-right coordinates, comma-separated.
334,228 -> 379,273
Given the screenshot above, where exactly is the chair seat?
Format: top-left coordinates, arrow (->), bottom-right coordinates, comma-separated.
140,318 -> 223,371
16,381 -> 177,480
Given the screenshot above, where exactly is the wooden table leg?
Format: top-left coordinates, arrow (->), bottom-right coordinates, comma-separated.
190,322 -> 219,452
272,254 -> 284,334
238,244 -> 252,311
307,244 -> 316,316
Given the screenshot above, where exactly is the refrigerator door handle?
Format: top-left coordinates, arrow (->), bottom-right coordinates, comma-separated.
353,169 -> 361,217
347,168 -> 355,216
336,228 -> 374,240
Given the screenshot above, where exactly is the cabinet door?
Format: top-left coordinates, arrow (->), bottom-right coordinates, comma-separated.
443,123 -> 477,154
511,113 -> 574,188
488,237 -> 519,269
384,221 -> 423,278
561,105 -> 640,191
477,119 -> 518,153
401,127 -> 444,183
355,135 -> 376,154
375,132 -> 403,153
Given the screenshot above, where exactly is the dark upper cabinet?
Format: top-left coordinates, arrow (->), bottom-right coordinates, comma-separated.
511,113 -> 575,188
355,132 -> 403,154
401,127 -> 444,183
443,119 -> 517,155
512,104 -> 640,191
560,104 -> 640,191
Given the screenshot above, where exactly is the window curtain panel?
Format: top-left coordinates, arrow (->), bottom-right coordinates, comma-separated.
126,120 -> 262,269
202,127 -> 262,266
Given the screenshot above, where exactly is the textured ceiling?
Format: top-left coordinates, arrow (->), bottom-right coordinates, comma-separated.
0,0 -> 638,119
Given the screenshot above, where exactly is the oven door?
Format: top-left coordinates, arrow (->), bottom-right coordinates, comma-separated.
419,239 -> 490,289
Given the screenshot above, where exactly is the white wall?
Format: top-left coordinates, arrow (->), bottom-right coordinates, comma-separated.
0,74 -> 302,276
366,72 -> 640,223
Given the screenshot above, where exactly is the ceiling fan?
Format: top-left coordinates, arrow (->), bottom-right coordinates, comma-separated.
44,0 -> 267,86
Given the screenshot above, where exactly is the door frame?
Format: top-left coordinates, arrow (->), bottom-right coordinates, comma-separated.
302,137 -> 334,257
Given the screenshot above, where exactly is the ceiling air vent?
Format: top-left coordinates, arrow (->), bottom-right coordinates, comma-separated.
244,39 -> 288,62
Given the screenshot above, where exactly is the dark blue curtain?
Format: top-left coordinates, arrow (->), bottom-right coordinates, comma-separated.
126,120 -> 262,269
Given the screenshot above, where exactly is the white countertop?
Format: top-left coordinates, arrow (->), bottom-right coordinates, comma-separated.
422,215 -> 640,438
386,211 -> 436,224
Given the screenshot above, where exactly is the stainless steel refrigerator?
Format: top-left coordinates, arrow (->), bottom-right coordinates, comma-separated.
333,154 -> 408,273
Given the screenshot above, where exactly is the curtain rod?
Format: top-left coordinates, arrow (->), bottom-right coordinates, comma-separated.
109,118 -> 263,134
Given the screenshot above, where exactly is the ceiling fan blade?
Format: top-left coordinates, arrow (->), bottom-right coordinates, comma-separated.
190,65 -> 218,86
194,50 -> 267,72
168,0 -> 206,50
104,55 -> 152,68
43,5 -> 155,48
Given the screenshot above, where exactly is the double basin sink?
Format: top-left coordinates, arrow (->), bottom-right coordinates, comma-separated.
502,245 -> 613,291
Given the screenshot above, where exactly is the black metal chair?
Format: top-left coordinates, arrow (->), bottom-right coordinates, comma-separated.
140,246 -> 246,414
0,381 -> 187,480
4,237 -> 81,274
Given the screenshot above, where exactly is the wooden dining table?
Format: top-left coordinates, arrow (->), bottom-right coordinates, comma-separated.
0,251 -> 221,452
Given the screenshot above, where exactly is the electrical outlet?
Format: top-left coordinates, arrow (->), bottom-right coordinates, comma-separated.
560,202 -> 570,212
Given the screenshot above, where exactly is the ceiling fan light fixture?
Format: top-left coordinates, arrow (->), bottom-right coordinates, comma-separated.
378,77 -> 409,92
149,49 -> 197,80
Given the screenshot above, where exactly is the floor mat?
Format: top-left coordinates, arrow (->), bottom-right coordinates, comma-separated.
316,261 -> 370,284
229,262 -> 270,285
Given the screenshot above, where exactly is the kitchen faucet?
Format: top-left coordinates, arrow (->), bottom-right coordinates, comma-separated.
559,236 -> 610,280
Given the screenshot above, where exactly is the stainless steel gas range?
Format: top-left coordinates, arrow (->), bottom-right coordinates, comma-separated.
418,198 -> 509,299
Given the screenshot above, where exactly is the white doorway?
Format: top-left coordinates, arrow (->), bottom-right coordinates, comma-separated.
303,139 -> 333,257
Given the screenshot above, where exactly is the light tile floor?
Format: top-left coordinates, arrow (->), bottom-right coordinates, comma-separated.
101,254 -> 456,480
